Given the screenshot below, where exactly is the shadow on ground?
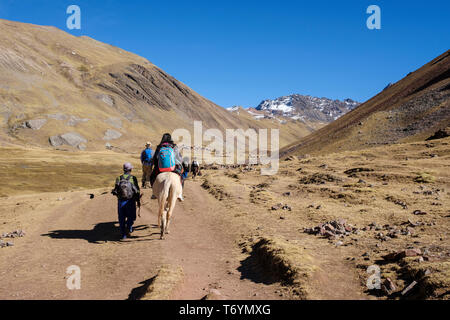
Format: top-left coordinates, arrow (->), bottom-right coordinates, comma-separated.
42,222 -> 151,243
237,254 -> 279,285
127,276 -> 157,300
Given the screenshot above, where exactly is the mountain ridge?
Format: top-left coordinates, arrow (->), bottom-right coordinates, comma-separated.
281,50 -> 450,157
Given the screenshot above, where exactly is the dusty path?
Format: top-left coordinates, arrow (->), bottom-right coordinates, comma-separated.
0,179 -> 370,300
0,181 -> 287,300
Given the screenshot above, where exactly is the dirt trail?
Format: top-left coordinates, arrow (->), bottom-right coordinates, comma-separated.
0,180 -> 368,300
0,182 -> 287,299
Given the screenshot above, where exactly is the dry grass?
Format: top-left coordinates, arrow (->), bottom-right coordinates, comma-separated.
138,265 -> 184,300
249,237 -> 317,298
0,146 -> 142,197
201,137 -> 450,299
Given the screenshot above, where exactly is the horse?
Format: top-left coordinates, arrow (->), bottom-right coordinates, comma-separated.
152,172 -> 182,239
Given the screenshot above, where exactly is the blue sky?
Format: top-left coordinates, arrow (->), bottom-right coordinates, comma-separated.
1,0 -> 449,107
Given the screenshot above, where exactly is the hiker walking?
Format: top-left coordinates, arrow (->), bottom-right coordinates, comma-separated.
150,133 -> 184,200
191,158 -> 200,178
181,157 -> 190,189
112,162 -> 141,240
140,142 -> 153,188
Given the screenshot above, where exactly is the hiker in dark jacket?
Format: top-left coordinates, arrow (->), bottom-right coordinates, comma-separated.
140,142 -> 153,189
112,162 -> 141,240
191,158 -> 200,178
181,157 -> 190,188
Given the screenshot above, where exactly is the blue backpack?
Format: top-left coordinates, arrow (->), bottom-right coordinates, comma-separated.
142,149 -> 153,164
158,144 -> 176,172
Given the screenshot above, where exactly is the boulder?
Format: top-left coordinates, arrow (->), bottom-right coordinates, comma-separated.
104,117 -> 123,129
96,94 -> 114,107
50,132 -> 87,148
25,119 -> 47,130
61,132 -> 87,147
49,135 -> 64,147
103,129 -> 122,141
67,116 -> 90,126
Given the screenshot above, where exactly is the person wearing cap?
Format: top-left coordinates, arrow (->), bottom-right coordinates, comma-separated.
140,142 -> 154,189
112,162 -> 141,240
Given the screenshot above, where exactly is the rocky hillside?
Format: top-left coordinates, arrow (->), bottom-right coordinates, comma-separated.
281,50 -> 450,157
256,95 -> 360,122
0,19 -> 312,152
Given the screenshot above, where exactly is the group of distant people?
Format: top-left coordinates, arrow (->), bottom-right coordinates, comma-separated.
111,133 -> 200,240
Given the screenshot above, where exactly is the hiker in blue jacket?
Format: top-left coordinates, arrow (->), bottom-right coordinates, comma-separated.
140,142 -> 153,188
112,163 -> 141,240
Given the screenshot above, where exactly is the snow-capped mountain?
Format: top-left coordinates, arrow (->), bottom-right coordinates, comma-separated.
256,95 -> 360,122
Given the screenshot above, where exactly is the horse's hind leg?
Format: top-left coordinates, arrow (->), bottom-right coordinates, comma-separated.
165,189 -> 178,234
160,210 -> 167,240
158,200 -> 166,240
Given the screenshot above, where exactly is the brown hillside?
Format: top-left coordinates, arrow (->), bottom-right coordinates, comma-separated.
281,50 -> 450,157
0,19 -> 313,153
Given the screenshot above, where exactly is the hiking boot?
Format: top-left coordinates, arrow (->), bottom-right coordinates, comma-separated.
151,195 -> 157,199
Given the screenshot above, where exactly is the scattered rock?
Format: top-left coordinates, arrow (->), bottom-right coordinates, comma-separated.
49,132 -> 87,148
104,117 -> 123,129
1,229 -> 25,238
97,94 -> 114,107
49,135 -> 64,147
25,119 -> 47,130
401,281 -> 418,296
412,210 -> 427,215
385,196 -> 408,209
0,240 -> 14,248
381,278 -> 396,295
103,129 -> 122,141
67,115 -> 90,126
304,219 -> 357,239
271,203 -> 292,211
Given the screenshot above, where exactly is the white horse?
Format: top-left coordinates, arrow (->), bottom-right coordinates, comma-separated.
152,172 -> 182,239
